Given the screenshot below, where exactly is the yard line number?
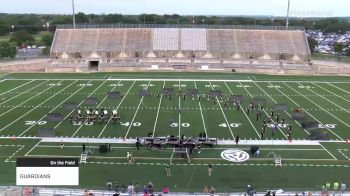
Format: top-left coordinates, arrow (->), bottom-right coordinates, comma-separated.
25,121 -> 47,126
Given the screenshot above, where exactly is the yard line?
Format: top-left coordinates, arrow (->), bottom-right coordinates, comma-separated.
286,82 -> 350,128
306,82 -> 350,113
319,143 -> 337,160
124,81 -> 151,139
261,82 -> 310,135
278,83 -> 344,140
178,78 -> 181,138
24,141 -> 41,156
224,82 -> 260,139
0,80 -> 66,132
0,80 -> 35,96
238,82 -> 287,139
312,83 -> 350,104
5,145 -> 25,162
54,80 -> 107,130
71,80 -> 121,137
0,80 -> 60,117
152,81 -> 166,138
0,80 -> 47,105
209,81 -> 234,139
194,81 -> 208,138
97,81 -> 136,138
18,80 -> 80,136
327,83 -> 350,94
0,72 -> 13,78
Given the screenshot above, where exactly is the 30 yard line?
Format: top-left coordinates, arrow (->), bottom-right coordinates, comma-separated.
209,81 -> 234,139
98,81 -> 136,138
276,82 -> 343,140
194,81 -> 208,137
224,82 -> 260,139
285,82 -> 350,128
71,80 -> 120,137
124,81 -> 151,139
0,80 -> 34,96
152,81 -> 166,138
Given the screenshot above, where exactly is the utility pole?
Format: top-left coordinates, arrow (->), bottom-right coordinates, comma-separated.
72,0 -> 76,29
286,0 -> 290,30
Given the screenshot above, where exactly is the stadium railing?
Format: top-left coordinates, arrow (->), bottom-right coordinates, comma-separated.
56,24 -> 305,31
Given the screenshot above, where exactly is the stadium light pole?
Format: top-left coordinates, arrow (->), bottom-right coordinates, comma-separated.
286,0 -> 290,30
72,0 -> 76,29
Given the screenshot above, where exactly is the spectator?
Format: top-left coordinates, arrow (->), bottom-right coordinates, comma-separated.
209,186 -> 216,195
147,181 -> 154,193
134,182 -> 141,194
162,186 -> 169,194
127,182 -> 134,194
340,182 -> 347,193
120,184 -> 126,193
203,186 -> 209,193
265,191 -> 271,196
143,185 -> 148,194
246,185 -> 255,196
115,181 -> 120,192
107,180 -> 113,191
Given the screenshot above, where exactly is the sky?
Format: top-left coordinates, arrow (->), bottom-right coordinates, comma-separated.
0,0 -> 348,17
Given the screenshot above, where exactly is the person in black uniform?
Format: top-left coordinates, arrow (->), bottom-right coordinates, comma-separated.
208,163 -> 213,176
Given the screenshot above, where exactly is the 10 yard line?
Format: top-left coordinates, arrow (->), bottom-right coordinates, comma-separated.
194,81 -> 208,137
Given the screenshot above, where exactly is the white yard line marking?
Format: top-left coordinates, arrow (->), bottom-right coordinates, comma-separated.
124,81 -> 151,139
327,83 -> 350,94
71,79 -> 114,137
0,80 -> 46,105
209,81 -> 234,139
276,82 -> 344,140
24,141 -> 41,156
337,149 -> 350,160
0,72 -> 13,78
313,83 -> 350,104
0,80 -> 34,96
98,81 -> 136,138
224,82 -> 260,139
306,82 -> 350,114
5,145 -> 25,162
53,80 -> 100,130
178,78 -> 181,138
286,82 -> 350,128
194,81 -> 208,137
18,80 -> 79,136
0,80 -> 66,133
319,143 -> 337,160
264,82 -> 310,135
152,81 -> 166,138
239,81 -> 287,139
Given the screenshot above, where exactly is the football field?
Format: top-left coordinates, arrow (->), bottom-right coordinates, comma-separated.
0,72 -> 350,192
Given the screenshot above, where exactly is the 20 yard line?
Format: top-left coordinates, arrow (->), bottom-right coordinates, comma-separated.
124,81 -> 151,139
98,81 -> 136,138
18,80 -> 80,136
209,81 -> 234,139
194,81 -> 208,137
152,81 -> 166,138
224,82 -> 260,139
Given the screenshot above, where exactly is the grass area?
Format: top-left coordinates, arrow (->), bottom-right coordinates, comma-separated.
0,72 -> 350,191
312,53 -> 350,63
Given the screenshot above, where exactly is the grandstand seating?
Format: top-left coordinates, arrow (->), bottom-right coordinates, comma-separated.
51,25 -> 310,61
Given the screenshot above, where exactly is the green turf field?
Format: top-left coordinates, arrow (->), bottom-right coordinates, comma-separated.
0,72 -> 350,192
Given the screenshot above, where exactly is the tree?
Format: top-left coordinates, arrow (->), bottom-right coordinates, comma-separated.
307,37 -> 318,54
333,42 -> 344,55
9,30 -> 34,46
41,32 -> 53,46
345,48 -> 350,57
0,41 -> 17,58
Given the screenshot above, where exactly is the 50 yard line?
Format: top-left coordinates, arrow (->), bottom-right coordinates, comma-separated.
194,81 -> 208,138
178,78 -> 181,138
